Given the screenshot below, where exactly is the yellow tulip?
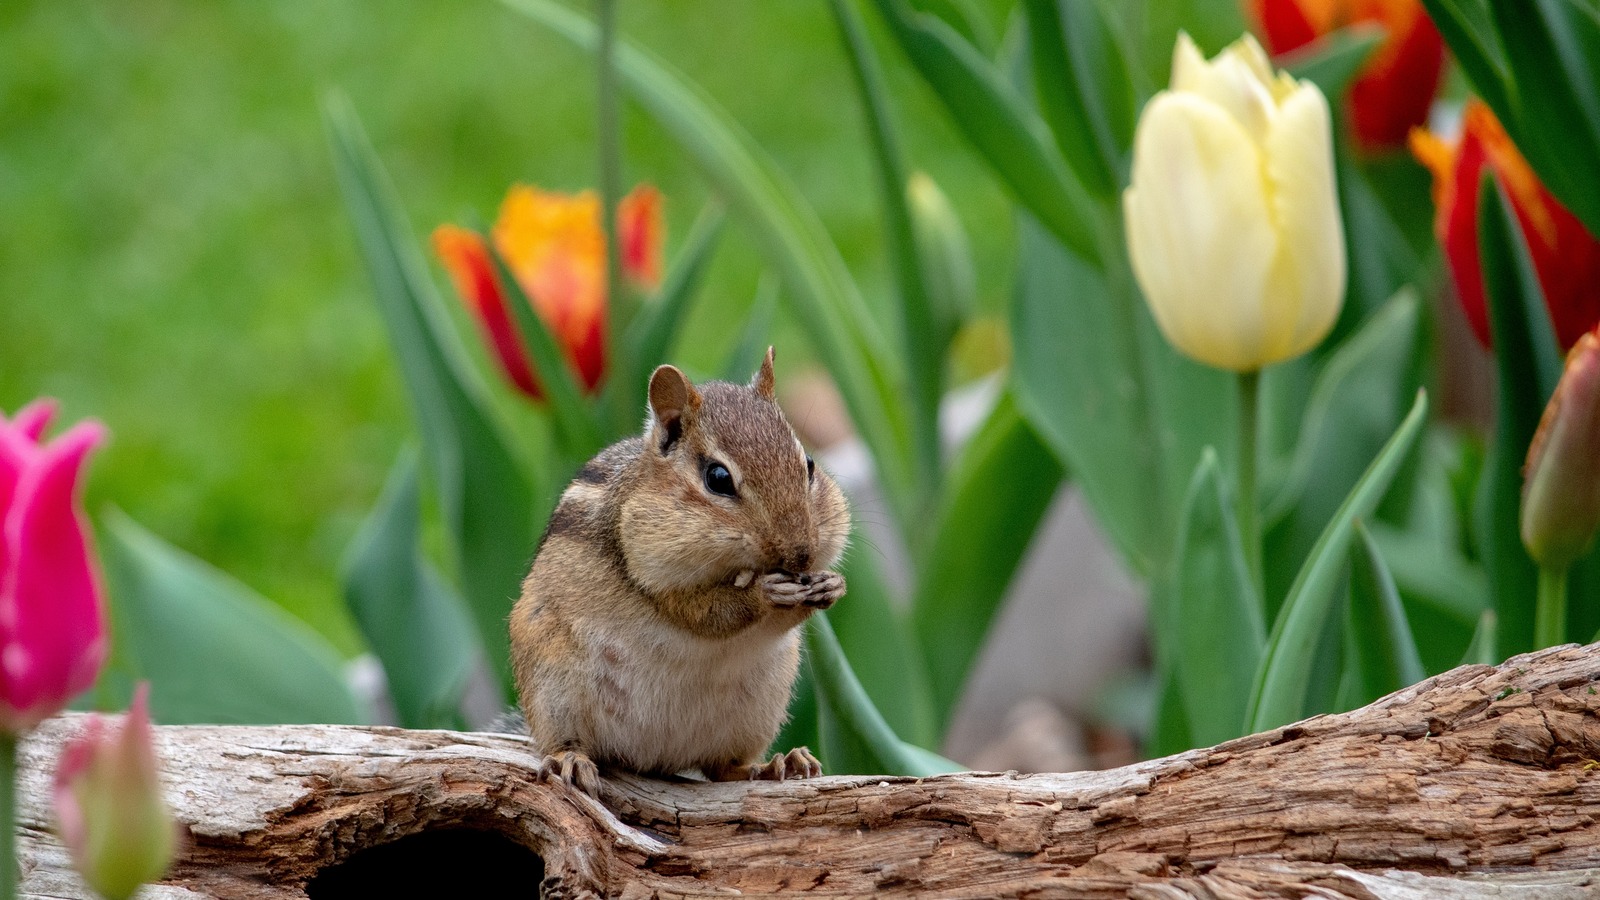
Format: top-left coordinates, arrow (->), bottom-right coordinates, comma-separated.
1124,33 -> 1345,372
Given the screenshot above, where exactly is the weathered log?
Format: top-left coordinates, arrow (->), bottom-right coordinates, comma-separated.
17,644 -> 1600,898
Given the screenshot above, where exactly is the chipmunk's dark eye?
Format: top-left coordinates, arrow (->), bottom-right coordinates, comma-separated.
806,455 -> 815,484
703,462 -> 737,497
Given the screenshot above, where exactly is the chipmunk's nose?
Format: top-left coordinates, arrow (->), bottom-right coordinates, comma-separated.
780,546 -> 812,573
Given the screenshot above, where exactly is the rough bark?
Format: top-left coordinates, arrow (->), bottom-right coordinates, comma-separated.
17,644 -> 1600,899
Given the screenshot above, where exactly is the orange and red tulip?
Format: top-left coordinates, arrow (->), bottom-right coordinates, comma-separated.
1411,102 -> 1600,352
432,184 -> 663,401
1249,0 -> 1444,153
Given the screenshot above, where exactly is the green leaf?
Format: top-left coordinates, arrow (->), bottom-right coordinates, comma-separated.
805,613 -> 962,776
1262,291 -> 1422,611
1333,149 -> 1428,340
505,0 -> 919,536
324,94 -> 535,688
1461,610 -> 1499,666
1011,216 -> 1231,576
1364,523 -> 1487,627
1343,521 -> 1427,708
479,234 -> 608,458
910,391 -> 1063,733
1476,177 -> 1562,656
341,448 -> 480,729
99,510 -> 365,725
1168,449 -> 1264,747
1489,0 -> 1600,237
833,0 -> 941,501
615,200 -> 726,424
1247,389 -> 1429,732
1280,24 -> 1386,102
831,540 -> 937,747
1147,664 -> 1194,758
1419,0 -> 1510,115
906,172 -> 977,351
774,662 -> 819,758
719,276 -> 779,382
1023,0 -> 1137,198
872,0 -> 1110,267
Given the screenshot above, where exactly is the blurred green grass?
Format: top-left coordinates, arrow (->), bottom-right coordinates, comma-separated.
0,0 -> 1013,654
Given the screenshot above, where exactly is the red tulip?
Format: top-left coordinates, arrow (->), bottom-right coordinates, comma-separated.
0,400 -> 108,735
53,684 -> 179,900
432,184 -> 664,402
1411,102 -> 1600,351
1249,0 -> 1444,153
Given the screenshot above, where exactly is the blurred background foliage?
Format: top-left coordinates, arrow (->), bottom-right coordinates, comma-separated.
0,0 -> 1014,653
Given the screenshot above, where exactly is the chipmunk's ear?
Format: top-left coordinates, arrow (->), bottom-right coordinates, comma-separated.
648,365 -> 701,453
751,346 -> 777,401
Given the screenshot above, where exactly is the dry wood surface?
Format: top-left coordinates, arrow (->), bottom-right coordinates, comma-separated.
15,643 -> 1600,898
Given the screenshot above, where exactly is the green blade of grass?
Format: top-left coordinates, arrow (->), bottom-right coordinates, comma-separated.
99,510 -> 365,725
1169,449 -> 1264,747
1419,0 -> 1510,115
505,0 -> 919,535
1476,176 -> 1562,655
1343,520 -> 1427,708
1022,0 -> 1136,199
832,0 -> 941,506
871,0 -> 1110,268
342,448 -> 479,730
1247,389 -> 1429,732
324,94 -> 534,688
615,200 -> 726,421
806,613 -> 962,777
910,390 -> 1062,733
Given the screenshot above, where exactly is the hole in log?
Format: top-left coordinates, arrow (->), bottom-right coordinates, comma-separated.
305,829 -> 542,897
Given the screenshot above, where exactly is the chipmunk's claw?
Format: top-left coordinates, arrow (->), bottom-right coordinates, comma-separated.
750,747 -> 824,781
536,749 -> 601,798
761,571 -> 846,610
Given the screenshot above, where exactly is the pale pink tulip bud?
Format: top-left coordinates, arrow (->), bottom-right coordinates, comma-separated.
53,685 -> 179,900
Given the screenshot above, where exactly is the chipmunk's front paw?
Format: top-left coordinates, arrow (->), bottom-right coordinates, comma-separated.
750,747 -> 824,781
760,571 -> 845,609
535,749 -> 601,798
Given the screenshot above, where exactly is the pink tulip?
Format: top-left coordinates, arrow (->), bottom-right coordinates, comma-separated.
0,399 -> 108,734
53,685 -> 178,900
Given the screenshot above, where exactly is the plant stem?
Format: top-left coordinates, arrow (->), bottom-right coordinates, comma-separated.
1535,565 -> 1569,648
0,733 -> 17,900
596,0 -> 629,332
1237,370 -> 1262,594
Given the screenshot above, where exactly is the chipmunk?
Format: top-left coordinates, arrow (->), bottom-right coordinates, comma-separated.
509,348 -> 849,797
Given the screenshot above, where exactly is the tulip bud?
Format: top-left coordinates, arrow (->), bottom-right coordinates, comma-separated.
907,171 -> 976,351
1124,33 -> 1346,372
53,685 -> 179,900
0,400 -> 108,735
1522,328 -> 1600,571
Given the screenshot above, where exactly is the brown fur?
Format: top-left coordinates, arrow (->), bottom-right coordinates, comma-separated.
509,350 -> 849,796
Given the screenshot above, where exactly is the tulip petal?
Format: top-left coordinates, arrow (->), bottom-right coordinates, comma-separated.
0,420 -> 108,731
1523,330 -> 1600,569
1170,33 -> 1277,144
618,184 -> 664,290
432,226 -> 543,400
10,399 -> 58,443
1263,82 -> 1345,364
1125,92 -> 1277,372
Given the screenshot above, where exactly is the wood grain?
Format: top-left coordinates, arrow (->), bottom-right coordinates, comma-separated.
17,643 -> 1600,898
